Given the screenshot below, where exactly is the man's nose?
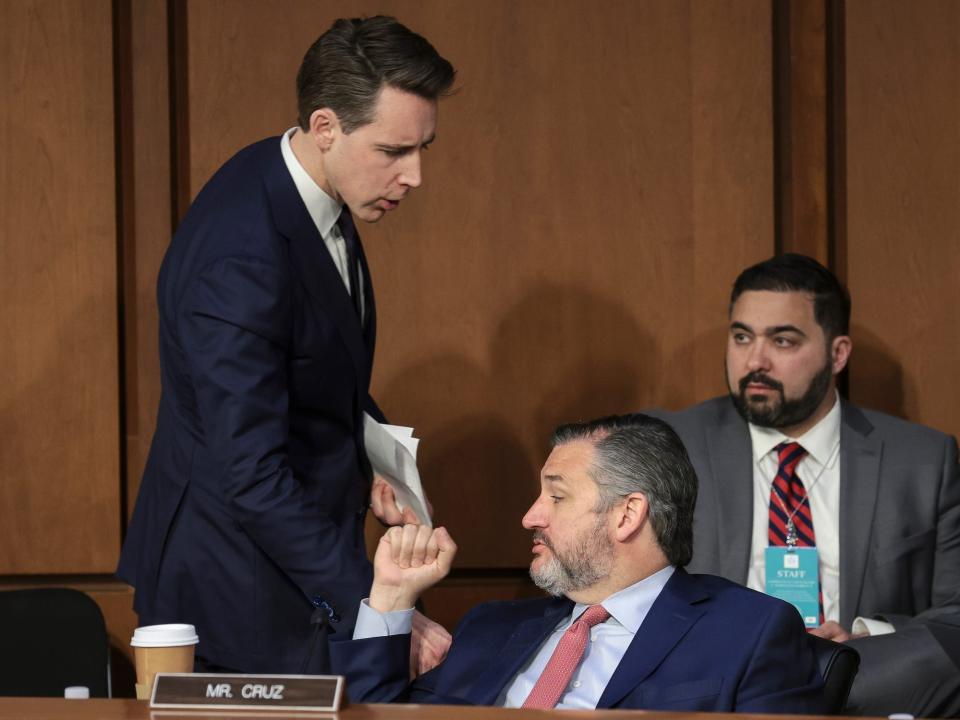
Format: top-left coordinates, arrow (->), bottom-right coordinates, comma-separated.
399,152 -> 422,188
747,340 -> 771,372
521,497 -> 547,530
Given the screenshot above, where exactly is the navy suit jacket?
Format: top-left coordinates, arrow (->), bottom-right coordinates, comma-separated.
331,570 -> 826,713
118,137 -> 382,672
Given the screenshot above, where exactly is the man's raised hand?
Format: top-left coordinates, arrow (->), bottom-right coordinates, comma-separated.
369,524 -> 457,613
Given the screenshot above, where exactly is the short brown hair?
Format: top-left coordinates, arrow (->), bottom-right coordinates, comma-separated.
296,16 -> 455,133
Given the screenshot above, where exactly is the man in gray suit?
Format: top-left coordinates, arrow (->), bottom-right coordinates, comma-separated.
651,254 -> 960,716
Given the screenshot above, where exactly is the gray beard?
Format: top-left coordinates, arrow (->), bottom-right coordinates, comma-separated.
529,514 -> 614,597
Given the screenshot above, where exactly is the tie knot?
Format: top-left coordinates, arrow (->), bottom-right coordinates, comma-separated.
575,605 -> 610,630
776,442 -> 806,471
337,208 -> 357,243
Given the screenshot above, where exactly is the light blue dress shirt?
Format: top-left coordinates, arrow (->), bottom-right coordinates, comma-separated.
353,565 -> 675,709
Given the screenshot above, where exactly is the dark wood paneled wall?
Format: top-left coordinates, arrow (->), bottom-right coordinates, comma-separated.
844,0 -> 960,440
774,0 -> 830,262
122,0 -> 171,512
182,0 -> 774,567
0,0 -> 120,574
2,0 -> 959,695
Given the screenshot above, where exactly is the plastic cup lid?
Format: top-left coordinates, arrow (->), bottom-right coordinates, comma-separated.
131,623 -> 199,647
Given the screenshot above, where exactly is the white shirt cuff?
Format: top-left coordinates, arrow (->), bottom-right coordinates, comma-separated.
352,598 -> 414,640
852,616 -> 896,636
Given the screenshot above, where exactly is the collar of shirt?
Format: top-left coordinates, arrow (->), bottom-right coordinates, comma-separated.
280,127 -> 343,239
748,390 -> 841,473
568,564 -> 676,634
499,564 -> 678,709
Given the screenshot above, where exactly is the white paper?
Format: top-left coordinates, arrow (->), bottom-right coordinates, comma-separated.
363,413 -> 431,527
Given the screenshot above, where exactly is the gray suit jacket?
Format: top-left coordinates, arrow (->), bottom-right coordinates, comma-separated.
650,397 -> 960,627
650,397 -> 960,714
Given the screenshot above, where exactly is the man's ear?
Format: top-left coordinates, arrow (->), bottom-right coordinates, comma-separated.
308,107 -> 339,152
614,493 -> 649,543
831,335 -> 852,375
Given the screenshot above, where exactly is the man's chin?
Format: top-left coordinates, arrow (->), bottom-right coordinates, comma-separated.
730,392 -> 780,426
528,554 -> 548,575
529,566 -> 566,597
345,202 -> 385,224
746,399 -> 779,416
356,209 -> 385,224
745,410 -> 780,427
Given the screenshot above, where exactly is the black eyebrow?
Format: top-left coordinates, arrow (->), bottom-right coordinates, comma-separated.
543,475 -> 566,486
765,325 -> 807,338
730,321 -> 807,339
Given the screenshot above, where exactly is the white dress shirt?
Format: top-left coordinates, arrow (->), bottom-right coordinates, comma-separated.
745,392 -> 893,636
279,128 -> 365,316
353,565 -> 675,709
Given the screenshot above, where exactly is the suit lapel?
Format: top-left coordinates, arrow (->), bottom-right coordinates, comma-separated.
707,402 -> 755,583
838,401 -> 882,628
597,569 -> 707,708
262,145 -> 371,395
466,599 -> 572,705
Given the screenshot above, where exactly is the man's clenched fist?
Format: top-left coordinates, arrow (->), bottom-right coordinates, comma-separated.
369,525 -> 457,613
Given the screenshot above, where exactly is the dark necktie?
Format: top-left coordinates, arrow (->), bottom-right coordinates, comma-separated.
336,209 -> 363,323
769,441 -> 824,624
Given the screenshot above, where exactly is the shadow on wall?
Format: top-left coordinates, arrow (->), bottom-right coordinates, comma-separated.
847,323 -> 910,421
378,282 -> 654,568
661,323 -> 730,407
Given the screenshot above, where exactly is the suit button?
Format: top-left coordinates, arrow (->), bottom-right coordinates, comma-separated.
311,597 -> 342,623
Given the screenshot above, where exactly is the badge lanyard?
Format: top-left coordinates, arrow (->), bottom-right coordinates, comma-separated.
761,442 -> 839,547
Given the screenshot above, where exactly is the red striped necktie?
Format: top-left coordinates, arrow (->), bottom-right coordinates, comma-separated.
768,441 -> 825,624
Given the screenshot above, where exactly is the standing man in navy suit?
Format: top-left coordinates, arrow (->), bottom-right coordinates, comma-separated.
331,414 -> 826,713
118,16 -> 455,674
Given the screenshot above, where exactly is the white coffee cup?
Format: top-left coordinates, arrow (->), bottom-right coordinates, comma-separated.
130,624 -> 199,700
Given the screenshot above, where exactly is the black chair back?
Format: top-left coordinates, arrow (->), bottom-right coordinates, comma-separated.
0,588 -> 110,697
809,634 -> 859,713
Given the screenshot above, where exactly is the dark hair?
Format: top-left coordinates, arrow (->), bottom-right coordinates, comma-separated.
551,414 -> 697,567
296,16 -> 455,133
730,253 -> 851,340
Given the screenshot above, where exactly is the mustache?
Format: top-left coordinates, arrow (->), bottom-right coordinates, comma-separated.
532,530 -> 554,552
738,372 -> 784,394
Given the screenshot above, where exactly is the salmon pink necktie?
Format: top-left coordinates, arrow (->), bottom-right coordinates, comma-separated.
521,604 -> 610,709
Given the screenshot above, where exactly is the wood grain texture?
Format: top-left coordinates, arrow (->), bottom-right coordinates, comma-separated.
123,0 -> 171,517
0,697 -> 833,720
182,0 -> 774,567
775,0 -> 830,262
690,0 -> 774,398
844,0 -> 960,439
0,0 -> 120,573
